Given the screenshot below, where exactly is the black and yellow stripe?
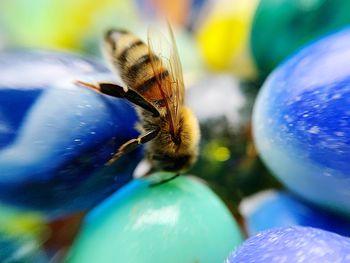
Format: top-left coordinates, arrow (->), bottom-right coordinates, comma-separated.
111,31 -> 171,106
135,70 -> 169,94
118,40 -> 144,63
126,54 -> 153,79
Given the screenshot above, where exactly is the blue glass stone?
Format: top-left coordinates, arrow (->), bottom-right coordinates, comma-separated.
253,28 -> 350,216
0,50 -> 141,217
241,191 -> 350,237
0,202 -> 48,263
0,234 -> 48,263
226,226 -> 350,263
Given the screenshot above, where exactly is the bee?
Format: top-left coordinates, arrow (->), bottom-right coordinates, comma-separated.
77,25 -> 200,181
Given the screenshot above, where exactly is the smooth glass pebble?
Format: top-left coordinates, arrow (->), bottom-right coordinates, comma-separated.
0,50 -> 141,217
67,174 -> 243,263
240,190 -> 350,237
226,226 -> 350,263
253,28 -> 350,216
251,0 -> 350,77
0,235 -> 48,263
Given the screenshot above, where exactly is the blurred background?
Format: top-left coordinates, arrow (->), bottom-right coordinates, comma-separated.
1,0 -> 350,262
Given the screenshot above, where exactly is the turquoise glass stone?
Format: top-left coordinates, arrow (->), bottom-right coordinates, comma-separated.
251,0 -> 350,78
0,50 -> 141,217
253,28 -> 350,216
67,175 -> 243,263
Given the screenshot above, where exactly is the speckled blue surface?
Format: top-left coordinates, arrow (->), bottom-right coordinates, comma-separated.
243,191 -> 350,237
0,50 -> 142,217
253,28 -> 350,216
226,226 -> 350,263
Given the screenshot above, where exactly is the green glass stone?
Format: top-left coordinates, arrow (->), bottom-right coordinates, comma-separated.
66,174 -> 243,263
251,0 -> 350,78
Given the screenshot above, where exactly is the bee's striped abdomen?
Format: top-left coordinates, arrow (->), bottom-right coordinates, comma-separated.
118,40 -> 144,63
134,70 -> 169,94
111,31 -> 171,107
126,54 -> 151,79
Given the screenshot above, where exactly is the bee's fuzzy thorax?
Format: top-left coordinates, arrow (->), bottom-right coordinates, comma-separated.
177,106 -> 200,154
140,106 -> 200,172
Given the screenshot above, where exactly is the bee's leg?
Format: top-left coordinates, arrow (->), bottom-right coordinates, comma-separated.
75,81 -> 160,117
106,127 -> 160,166
150,173 -> 180,187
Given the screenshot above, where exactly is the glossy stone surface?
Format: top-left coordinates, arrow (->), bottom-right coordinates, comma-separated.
253,28 -> 350,216
251,0 -> 350,78
226,226 -> 350,263
240,190 -> 350,237
0,50 -> 141,217
67,175 -> 243,263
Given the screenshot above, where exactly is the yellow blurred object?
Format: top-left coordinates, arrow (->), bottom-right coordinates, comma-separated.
205,142 -> 231,162
0,203 -> 49,241
213,146 -> 231,162
1,0 -> 139,52
196,0 -> 259,79
4,214 -> 49,240
49,0 -> 140,50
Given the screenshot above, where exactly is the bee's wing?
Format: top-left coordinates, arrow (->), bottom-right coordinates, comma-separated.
167,23 -> 185,123
147,24 -> 185,134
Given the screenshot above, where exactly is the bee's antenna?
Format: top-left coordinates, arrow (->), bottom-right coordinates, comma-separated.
149,173 -> 180,187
